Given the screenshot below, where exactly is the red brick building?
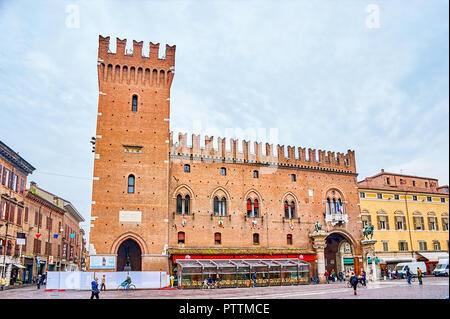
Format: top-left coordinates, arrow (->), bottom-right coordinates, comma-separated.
0,140 -> 35,285
89,36 -> 363,284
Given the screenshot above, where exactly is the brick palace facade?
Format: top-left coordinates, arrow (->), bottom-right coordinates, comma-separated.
89,36 -> 364,282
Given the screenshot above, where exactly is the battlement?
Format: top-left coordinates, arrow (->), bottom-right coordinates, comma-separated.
98,35 -> 175,87
169,133 -> 357,173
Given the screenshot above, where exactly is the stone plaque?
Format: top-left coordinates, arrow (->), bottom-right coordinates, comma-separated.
119,210 -> 142,223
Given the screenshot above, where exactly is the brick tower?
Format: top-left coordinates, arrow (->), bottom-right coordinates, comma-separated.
89,35 -> 175,272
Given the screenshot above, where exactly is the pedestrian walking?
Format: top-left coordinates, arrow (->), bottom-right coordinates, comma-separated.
388,269 -> 392,280
417,267 -> 423,285
1,275 -> 7,291
331,269 -> 336,282
360,270 -> 366,286
90,277 -> 100,299
100,274 -> 106,291
406,267 -> 412,285
36,274 -> 42,290
338,271 -> 344,282
252,272 -> 257,287
349,272 -> 358,295
324,270 -> 330,284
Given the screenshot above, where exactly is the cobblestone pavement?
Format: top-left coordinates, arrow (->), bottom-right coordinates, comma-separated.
0,276 -> 448,299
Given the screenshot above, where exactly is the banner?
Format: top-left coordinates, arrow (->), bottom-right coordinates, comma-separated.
89,255 -> 116,269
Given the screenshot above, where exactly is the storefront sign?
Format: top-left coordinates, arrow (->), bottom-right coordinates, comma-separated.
89,255 -> 116,269
16,238 -> 26,246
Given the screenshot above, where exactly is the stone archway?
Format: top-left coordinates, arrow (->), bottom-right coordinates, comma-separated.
324,233 -> 354,274
117,238 -> 142,271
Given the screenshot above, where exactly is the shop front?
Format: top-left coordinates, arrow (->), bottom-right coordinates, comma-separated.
23,257 -> 34,283
176,258 -> 310,289
416,252 -> 449,275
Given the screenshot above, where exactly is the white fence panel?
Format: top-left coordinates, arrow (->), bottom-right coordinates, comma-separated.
47,271 -> 167,290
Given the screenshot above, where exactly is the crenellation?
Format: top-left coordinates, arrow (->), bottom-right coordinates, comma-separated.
168,133 -> 355,172
133,40 -> 143,58
116,38 -> 127,56
149,42 -> 160,60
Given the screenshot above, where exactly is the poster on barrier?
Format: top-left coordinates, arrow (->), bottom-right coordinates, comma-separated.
46,272 -> 60,290
47,271 -> 167,290
89,255 -> 116,269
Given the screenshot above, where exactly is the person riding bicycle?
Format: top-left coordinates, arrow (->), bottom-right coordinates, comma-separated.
360,269 -> 367,286
121,274 -> 132,290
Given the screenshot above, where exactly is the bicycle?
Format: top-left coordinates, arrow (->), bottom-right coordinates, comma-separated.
346,278 -> 368,289
117,283 -> 136,291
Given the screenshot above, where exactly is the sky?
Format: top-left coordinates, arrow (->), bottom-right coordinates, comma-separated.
0,0 -> 448,243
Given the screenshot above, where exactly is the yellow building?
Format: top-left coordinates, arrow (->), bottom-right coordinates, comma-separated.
358,169 -> 449,274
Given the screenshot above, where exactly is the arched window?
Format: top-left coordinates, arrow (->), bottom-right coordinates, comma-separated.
184,164 -> 190,173
253,170 -> 259,178
253,233 -> 259,245
176,194 -> 190,214
176,195 -> 183,214
127,175 -> 135,193
284,200 -> 296,219
131,95 -> 138,112
221,197 -> 227,216
185,195 -> 190,214
247,198 -> 259,218
284,201 -> 289,218
220,167 -> 227,176
214,197 -> 219,215
178,232 -> 185,244
214,197 -> 227,216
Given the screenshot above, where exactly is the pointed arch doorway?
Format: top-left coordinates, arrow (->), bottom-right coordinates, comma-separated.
117,238 -> 142,271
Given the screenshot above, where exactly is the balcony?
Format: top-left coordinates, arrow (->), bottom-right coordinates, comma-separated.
325,213 -> 348,226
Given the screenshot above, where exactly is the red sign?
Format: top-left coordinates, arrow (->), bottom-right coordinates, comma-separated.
36,234 -> 41,238
172,253 -> 315,262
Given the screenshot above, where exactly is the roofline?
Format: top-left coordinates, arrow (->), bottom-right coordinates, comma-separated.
357,186 -> 449,196
0,140 -> 36,174
64,202 -> 85,222
359,171 -> 439,183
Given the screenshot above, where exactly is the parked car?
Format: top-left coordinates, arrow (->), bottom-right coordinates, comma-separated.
432,259 -> 449,277
394,262 -> 427,278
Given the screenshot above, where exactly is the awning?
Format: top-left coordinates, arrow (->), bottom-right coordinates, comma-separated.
416,252 -> 449,262
176,258 -> 310,274
379,257 -> 414,264
13,264 -> 26,269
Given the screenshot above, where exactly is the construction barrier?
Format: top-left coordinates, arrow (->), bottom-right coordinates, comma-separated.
46,271 -> 168,290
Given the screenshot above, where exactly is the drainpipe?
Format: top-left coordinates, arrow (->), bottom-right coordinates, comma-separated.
403,191 -> 414,260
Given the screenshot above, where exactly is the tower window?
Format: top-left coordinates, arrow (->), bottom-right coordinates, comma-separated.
247,199 -> 259,218
176,194 -> 190,214
220,167 -> 226,176
184,164 -> 190,173
127,175 -> 135,193
291,174 -> 296,182
214,232 -> 221,245
213,197 -> 227,216
253,233 -> 259,245
287,234 -> 293,245
253,170 -> 259,178
131,95 -> 138,112
178,232 -> 185,244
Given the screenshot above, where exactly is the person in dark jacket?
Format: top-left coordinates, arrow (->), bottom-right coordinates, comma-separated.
349,272 -> 359,295
406,267 -> 412,285
252,273 -> 257,287
90,277 -> 100,299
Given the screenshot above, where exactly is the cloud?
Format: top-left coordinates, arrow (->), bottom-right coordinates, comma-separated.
0,0 -> 448,244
